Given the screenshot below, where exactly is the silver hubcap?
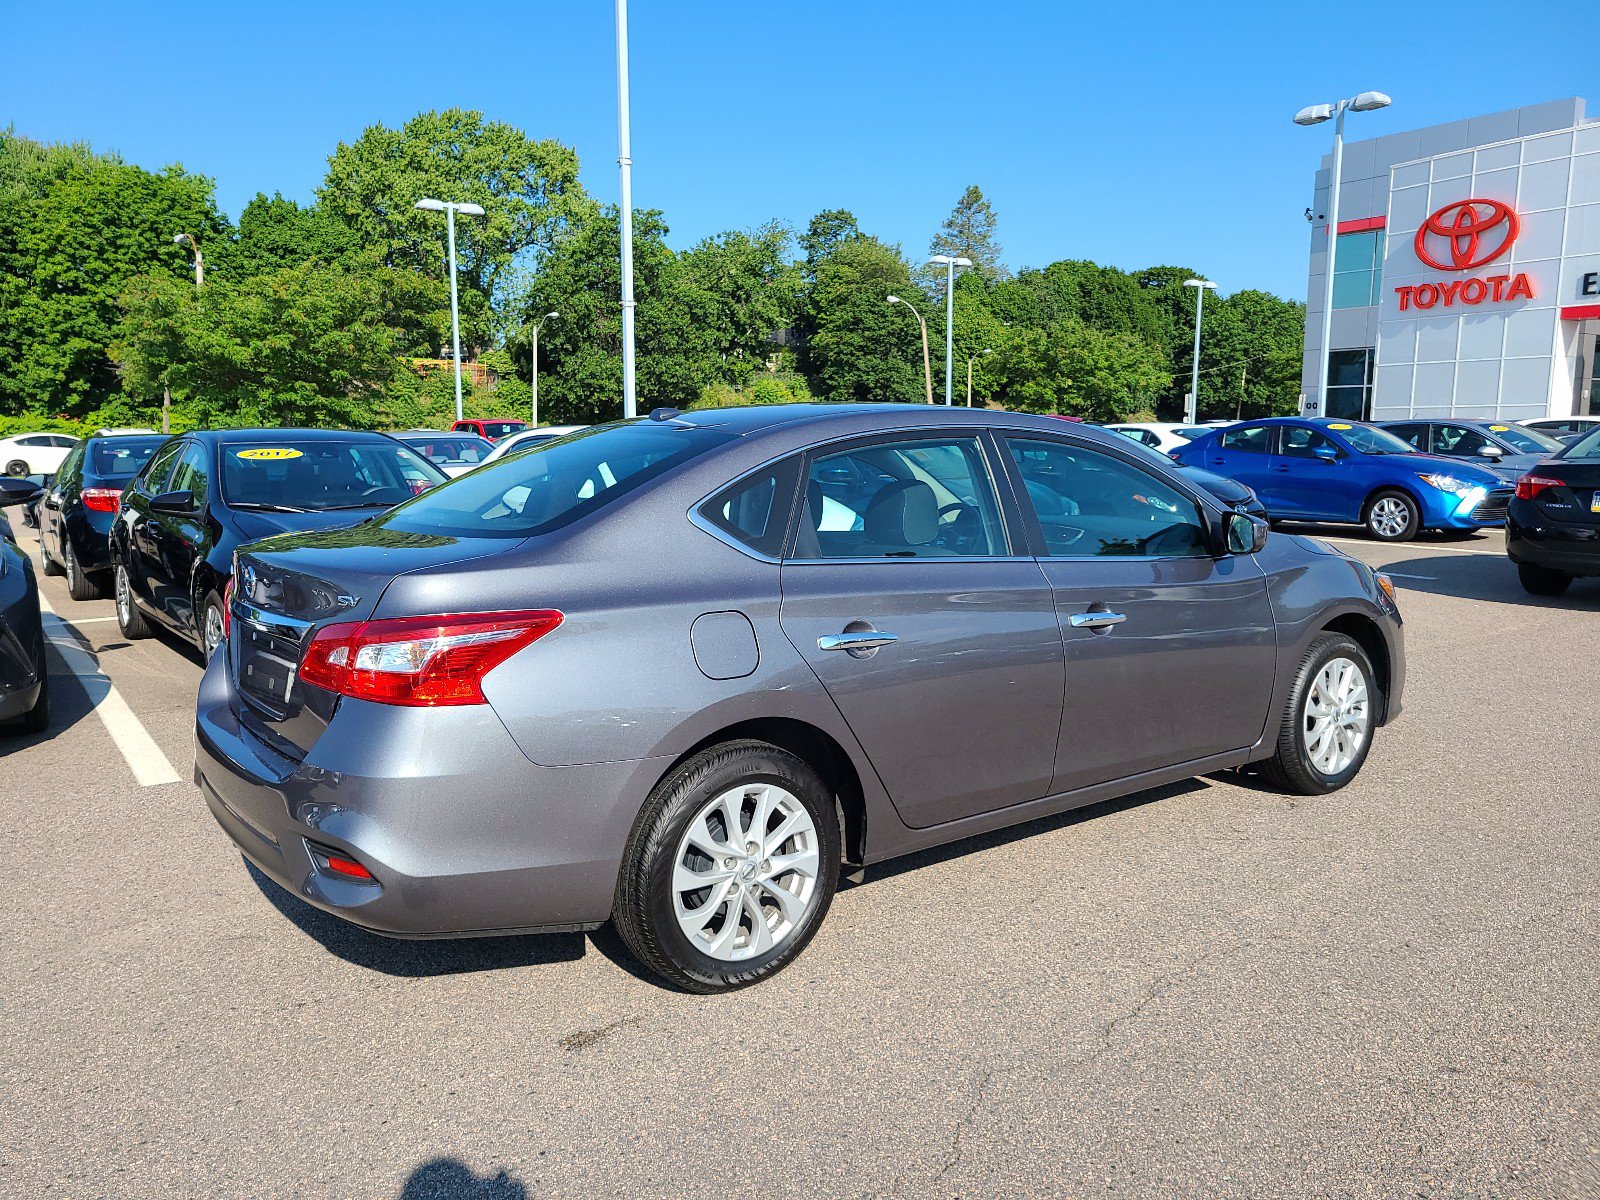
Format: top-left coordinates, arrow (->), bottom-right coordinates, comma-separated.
672,782 -> 820,962
203,605 -> 224,656
116,567 -> 131,624
1370,497 -> 1410,538
65,546 -> 75,584
1303,656 -> 1369,776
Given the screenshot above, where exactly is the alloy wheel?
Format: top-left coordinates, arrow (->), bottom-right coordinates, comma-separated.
1369,497 -> 1410,538
671,782 -> 820,962
116,566 -> 131,625
1302,656 -> 1369,775
203,604 -> 225,657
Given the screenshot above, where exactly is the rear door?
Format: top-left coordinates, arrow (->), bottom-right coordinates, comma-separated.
778,432 -> 1064,829
151,441 -> 215,635
1001,433 -> 1277,794
1199,424 -> 1279,508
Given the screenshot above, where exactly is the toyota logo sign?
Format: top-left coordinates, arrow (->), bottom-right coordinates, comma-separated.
1413,198 -> 1519,271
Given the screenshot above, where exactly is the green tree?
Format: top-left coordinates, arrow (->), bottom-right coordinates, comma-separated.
799,233 -> 924,404
929,184 -> 1004,281
112,259 -> 441,428
995,319 -> 1168,421
318,109 -> 589,349
212,192 -> 355,278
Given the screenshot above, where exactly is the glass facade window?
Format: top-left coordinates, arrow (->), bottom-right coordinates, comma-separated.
1324,348 -> 1375,420
1331,229 -> 1384,309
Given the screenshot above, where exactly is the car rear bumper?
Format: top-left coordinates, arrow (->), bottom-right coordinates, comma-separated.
193,651 -> 668,938
1506,505 -> 1600,576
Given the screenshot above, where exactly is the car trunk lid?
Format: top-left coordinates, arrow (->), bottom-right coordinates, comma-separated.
1527,459 -> 1600,525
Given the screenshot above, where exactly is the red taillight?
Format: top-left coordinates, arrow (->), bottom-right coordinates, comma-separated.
299,610 -> 563,707
81,487 -> 122,512
1514,474 -> 1563,501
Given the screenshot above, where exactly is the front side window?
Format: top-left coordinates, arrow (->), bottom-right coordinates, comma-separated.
1280,427 -> 1339,458
138,441 -> 183,491
1008,438 -> 1210,559
221,439 -> 446,513
1220,425 -> 1272,453
791,436 -> 1007,559
1432,424 -> 1494,458
166,443 -> 211,503
1385,423 -> 1428,451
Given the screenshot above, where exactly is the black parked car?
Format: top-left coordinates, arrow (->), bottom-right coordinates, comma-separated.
111,429 -> 448,656
0,477 -> 49,734
38,434 -> 167,600
1506,425 -> 1600,595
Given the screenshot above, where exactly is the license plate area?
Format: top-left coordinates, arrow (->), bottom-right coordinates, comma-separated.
234,605 -> 313,717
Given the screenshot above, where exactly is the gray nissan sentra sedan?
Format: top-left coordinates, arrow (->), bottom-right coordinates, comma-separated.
196,404 -> 1404,992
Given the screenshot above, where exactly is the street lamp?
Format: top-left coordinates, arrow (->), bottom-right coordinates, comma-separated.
615,0 -> 638,419
172,233 -> 204,287
1183,278 -> 1217,423
528,311 -> 559,428
965,348 -> 992,408
1294,90 -> 1391,417
415,198 -> 487,424
928,254 -> 973,405
887,295 -> 935,405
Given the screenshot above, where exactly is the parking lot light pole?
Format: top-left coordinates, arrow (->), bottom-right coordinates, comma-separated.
172,233 -> 203,287
1294,90 -> 1391,416
1183,279 -> 1217,423
529,311 -> 558,427
615,0 -> 638,419
928,255 -> 973,405
415,198 -> 486,424
887,295 -> 935,405
966,348 -> 992,407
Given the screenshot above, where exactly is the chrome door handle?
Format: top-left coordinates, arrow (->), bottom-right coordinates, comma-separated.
818,631 -> 899,652
1068,612 -> 1127,630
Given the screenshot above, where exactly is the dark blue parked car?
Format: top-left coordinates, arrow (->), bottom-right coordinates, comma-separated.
1170,417 -> 1511,541
39,434 -> 168,600
0,477 -> 49,734
1378,418 -> 1564,484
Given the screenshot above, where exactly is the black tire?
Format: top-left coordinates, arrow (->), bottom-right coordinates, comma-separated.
1258,633 -> 1380,796
614,740 -> 841,993
64,539 -> 99,601
1363,489 -> 1420,542
114,560 -> 151,639
1517,563 -> 1572,596
199,590 -> 226,657
4,459 -> 27,478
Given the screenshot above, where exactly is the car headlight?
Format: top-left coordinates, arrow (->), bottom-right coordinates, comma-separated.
1417,472 -> 1471,494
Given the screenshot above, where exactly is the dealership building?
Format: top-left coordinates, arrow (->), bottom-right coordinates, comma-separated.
1301,97 -> 1600,423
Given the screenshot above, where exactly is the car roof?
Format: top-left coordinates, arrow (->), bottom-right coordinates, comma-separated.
189,428 -> 402,444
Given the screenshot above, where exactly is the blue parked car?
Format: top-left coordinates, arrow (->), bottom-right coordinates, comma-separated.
1377,418 -> 1564,484
1169,417 -> 1511,541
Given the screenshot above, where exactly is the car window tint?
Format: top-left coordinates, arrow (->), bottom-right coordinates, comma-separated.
1007,438 -> 1210,559
1386,423 -> 1427,450
1433,424 -> 1493,457
791,436 -> 1007,560
90,438 -> 164,479
405,436 -> 491,464
700,459 -> 801,558
1280,427 -> 1338,458
167,443 -> 211,503
1220,425 -> 1271,453
139,442 -> 183,491
222,441 -> 445,511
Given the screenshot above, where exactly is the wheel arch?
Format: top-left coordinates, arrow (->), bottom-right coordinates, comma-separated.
659,717 -> 868,867
1361,482 -> 1423,525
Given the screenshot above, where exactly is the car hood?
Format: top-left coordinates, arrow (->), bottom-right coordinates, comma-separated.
1382,451 -> 1504,487
1180,465 -> 1257,508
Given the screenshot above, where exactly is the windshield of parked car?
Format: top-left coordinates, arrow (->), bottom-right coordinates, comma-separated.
1487,425 -> 1561,454
476,421 -> 526,439
373,422 -> 737,538
220,440 -> 447,512
90,437 -> 165,479
1561,427 -> 1600,460
399,435 -> 492,466
1326,423 -> 1415,455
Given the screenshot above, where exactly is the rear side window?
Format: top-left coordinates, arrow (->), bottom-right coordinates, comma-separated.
1386,423 -> 1427,450
1220,425 -> 1271,453
376,423 -> 737,538
699,460 -> 801,558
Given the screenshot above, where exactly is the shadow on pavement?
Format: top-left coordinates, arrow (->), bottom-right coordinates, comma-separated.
1380,551 -> 1600,610
399,1159 -> 527,1199
244,860 -> 586,978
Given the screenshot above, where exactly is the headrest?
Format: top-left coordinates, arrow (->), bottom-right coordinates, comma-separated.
864,480 -> 938,547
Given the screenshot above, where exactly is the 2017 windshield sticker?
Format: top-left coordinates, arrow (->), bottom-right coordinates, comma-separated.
1328,423 -> 1353,430
234,448 -> 303,461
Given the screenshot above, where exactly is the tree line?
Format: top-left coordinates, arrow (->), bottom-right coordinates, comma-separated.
0,111 -> 1306,435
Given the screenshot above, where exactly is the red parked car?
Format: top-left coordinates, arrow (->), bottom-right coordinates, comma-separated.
451,418 -> 528,443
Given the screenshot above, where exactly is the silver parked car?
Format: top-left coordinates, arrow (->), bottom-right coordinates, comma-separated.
196,405 -> 1405,991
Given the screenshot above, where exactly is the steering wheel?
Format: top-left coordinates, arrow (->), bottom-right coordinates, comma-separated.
935,500 -> 983,552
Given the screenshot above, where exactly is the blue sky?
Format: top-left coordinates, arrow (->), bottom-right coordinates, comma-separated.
1,1 -> 1588,300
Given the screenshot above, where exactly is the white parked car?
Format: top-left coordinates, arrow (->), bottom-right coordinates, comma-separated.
480,425 -> 590,464
1,432 -> 79,477
388,431 -> 495,478
1103,422 -> 1214,454
96,426 -> 161,437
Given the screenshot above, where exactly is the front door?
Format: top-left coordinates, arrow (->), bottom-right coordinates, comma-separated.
1269,424 -> 1362,521
778,433 -> 1064,829
1002,434 -> 1278,793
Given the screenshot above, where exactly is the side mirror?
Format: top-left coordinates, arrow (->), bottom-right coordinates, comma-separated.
150,489 -> 197,516
0,478 -> 42,508
1226,511 -> 1269,555
1479,445 -> 1504,457
1313,445 -> 1340,462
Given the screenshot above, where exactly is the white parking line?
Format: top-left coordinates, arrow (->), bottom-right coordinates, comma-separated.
1317,535 -> 1506,557
35,590 -> 182,787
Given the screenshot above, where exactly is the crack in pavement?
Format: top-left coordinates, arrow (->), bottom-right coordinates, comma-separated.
1088,952 -> 1212,1066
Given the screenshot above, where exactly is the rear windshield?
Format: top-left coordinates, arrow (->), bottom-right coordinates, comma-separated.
91,438 -> 165,479
476,421 -> 526,439
401,435 -> 492,465
220,440 -> 447,513
373,422 -> 736,538
1175,426 -> 1211,439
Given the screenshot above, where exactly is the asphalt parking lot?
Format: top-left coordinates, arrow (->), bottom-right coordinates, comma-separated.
2,522 -> 1597,1199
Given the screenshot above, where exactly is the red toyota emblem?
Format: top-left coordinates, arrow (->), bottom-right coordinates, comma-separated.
1414,199 -> 1519,271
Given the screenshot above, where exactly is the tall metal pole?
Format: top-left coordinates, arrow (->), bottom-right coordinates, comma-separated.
1316,103 -> 1348,417
615,0 -> 638,419
943,260 -> 955,406
1188,285 -> 1206,424
446,205 -> 464,424
530,322 -> 541,428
